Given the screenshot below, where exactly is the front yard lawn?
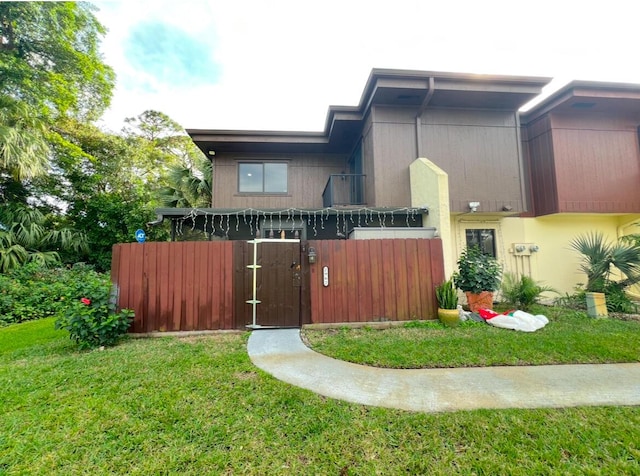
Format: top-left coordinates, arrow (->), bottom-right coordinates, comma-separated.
302,306 -> 640,368
1,315 -> 639,474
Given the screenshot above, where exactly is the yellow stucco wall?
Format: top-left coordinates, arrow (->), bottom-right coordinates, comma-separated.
409,157 -> 640,297
450,213 -> 640,296
410,158 -> 453,276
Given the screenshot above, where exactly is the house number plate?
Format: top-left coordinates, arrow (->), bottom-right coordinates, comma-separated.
323,266 -> 329,287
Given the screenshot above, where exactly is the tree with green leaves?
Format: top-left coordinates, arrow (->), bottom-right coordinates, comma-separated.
0,2 -> 116,270
0,204 -> 87,272
0,1 -> 115,200
124,110 -> 212,208
570,232 -> 640,293
0,97 -> 49,182
43,119 -> 168,271
159,157 -> 212,208
0,1 -> 115,121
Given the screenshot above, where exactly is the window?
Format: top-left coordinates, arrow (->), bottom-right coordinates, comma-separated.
238,162 -> 288,193
465,229 -> 496,257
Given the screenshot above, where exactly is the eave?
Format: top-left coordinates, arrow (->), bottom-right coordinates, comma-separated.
521,80 -> 640,124
187,68 -> 552,156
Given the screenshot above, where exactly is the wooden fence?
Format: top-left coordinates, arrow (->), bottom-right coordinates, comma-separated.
112,242 -> 234,333
306,239 -> 444,323
111,238 -> 444,332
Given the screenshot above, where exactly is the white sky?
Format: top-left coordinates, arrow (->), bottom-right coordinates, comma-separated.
93,0 -> 639,133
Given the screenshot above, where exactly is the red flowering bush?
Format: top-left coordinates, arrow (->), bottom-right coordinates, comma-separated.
54,271 -> 133,349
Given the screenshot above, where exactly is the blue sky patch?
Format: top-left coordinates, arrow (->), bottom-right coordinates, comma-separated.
125,21 -> 220,88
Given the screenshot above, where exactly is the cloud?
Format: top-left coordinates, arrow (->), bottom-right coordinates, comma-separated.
124,20 -> 220,89
95,0 -> 640,133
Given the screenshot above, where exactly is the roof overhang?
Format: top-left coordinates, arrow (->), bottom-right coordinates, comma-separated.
188,68 -> 552,156
521,80 -> 640,123
360,68 -> 551,111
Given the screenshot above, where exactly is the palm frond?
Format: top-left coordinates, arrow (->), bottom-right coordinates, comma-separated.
570,231 -> 640,292
0,96 -> 50,179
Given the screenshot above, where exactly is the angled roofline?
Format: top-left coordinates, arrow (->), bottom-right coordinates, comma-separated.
187,68 -> 552,153
521,79 -> 640,123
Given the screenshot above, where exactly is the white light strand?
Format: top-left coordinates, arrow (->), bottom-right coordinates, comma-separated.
173,207 -> 426,238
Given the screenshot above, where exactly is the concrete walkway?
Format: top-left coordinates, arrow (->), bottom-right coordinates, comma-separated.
247,328 -> 640,413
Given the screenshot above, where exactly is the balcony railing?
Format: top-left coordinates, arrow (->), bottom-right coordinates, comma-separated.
322,174 -> 366,207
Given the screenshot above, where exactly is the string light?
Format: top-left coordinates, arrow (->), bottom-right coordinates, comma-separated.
174,207 -> 426,237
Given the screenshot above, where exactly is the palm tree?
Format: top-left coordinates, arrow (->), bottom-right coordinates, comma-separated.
0,96 -> 49,181
158,156 -> 212,209
570,232 -> 640,292
0,205 -> 88,273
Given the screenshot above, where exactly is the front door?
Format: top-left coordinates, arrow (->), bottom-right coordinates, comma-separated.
236,239 -> 302,328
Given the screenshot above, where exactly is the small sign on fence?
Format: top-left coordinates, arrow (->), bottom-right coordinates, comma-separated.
135,229 -> 146,243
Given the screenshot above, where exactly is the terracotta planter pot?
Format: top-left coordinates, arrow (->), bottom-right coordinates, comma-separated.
465,291 -> 494,312
437,308 -> 460,327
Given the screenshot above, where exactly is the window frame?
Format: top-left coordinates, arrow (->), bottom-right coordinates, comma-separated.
237,161 -> 289,195
465,228 -> 497,258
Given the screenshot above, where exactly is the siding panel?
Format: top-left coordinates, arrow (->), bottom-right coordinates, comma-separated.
524,112 -> 640,215
213,153 -> 347,208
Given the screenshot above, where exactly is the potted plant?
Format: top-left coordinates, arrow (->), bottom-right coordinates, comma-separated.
453,245 -> 502,312
435,278 -> 459,327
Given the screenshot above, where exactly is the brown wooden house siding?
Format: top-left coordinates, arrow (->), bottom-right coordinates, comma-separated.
524,113 -> 640,215
362,113 -> 377,206
364,106 -> 526,213
420,108 -> 525,213
211,153 -> 347,209
369,106 -> 417,207
521,115 -> 558,216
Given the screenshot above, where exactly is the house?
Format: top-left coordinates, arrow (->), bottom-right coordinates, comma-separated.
133,69 -> 640,331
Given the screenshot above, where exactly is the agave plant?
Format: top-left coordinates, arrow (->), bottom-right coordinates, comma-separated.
570,232 -> 640,293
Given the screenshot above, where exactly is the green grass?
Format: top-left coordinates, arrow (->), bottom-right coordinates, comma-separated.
0,317 -> 72,356
1,318 -> 639,474
303,306 -> 640,368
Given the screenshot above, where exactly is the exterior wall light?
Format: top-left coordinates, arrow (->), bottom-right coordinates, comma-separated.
468,201 -> 480,212
308,246 -> 317,264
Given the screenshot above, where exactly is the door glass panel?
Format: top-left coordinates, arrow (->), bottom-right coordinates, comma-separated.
465,229 -> 496,257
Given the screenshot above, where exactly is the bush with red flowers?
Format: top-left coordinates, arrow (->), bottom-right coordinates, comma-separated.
54,270 -> 133,349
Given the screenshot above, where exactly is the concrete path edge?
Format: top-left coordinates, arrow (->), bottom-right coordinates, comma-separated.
247,328 -> 640,413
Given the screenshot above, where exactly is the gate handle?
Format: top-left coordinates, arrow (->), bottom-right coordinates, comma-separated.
290,261 -> 297,269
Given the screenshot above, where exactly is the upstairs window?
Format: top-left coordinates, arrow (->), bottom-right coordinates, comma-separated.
238,162 -> 288,193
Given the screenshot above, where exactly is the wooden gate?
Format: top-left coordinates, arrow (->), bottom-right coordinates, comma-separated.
234,240 -> 303,328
